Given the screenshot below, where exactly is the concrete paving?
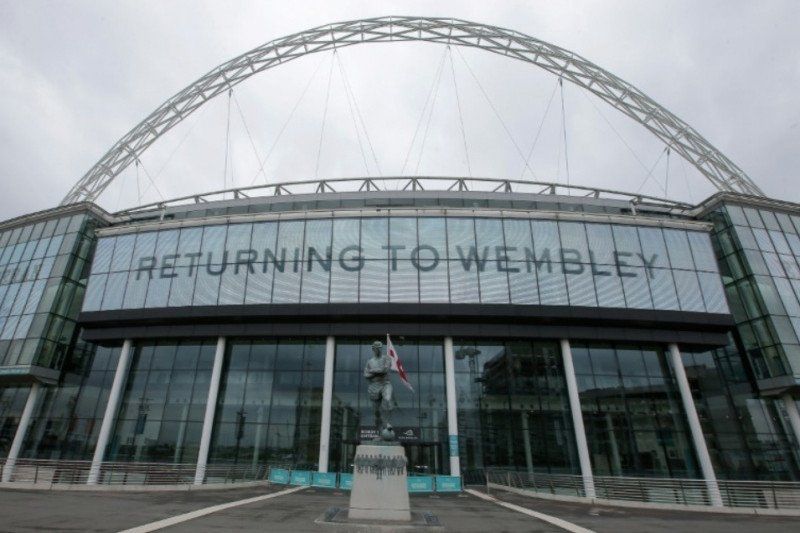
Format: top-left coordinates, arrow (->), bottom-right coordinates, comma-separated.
0,484 -> 797,532
0,485 -> 281,532
482,487 -> 800,533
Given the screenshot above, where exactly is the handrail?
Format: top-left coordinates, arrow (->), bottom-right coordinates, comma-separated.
485,468 -> 800,511
0,458 -> 278,486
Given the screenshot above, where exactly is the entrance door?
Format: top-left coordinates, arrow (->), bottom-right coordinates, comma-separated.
402,441 -> 444,476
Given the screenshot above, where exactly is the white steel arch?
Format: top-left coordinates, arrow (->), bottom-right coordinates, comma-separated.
60,15 -> 764,206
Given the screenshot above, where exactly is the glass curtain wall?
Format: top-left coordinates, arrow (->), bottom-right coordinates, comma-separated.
328,338 -> 448,475
571,343 -> 699,478
106,340 -> 216,463
452,339 -> 578,477
682,340 -> 800,480
0,212 -> 98,369
21,342 -> 119,459
709,203 -> 800,379
0,385 -> 28,457
84,217 -> 726,314
207,338 -> 325,470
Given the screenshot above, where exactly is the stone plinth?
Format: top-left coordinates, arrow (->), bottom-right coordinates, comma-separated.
348,444 -> 411,522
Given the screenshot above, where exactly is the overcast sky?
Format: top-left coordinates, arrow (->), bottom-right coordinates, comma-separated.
1,1 -> 798,220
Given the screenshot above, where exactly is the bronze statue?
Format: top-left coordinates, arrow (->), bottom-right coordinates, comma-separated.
364,340 -> 394,440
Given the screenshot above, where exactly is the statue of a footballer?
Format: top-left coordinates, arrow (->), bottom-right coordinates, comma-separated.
363,340 -> 394,440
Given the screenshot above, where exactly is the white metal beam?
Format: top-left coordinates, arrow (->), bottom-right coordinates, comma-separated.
61,16 -> 764,206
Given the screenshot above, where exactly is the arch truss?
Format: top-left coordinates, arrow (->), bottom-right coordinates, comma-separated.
61,16 -> 764,206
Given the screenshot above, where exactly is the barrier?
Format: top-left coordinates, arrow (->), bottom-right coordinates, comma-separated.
435,476 -> 462,492
268,468 -> 290,485
338,473 -> 353,490
312,472 -> 337,488
408,476 -> 435,493
289,470 -> 312,486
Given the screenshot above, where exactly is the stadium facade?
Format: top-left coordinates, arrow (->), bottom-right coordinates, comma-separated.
1,17 -> 799,496
1,183 -> 800,490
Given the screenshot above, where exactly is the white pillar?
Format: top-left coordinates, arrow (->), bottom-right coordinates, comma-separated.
560,339 -> 595,498
1,382 -> 41,483
318,336 -> 335,473
444,337 -> 460,477
88,339 -> 133,485
520,411 -> 534,478
194,336 -> 226,485
668,343 -> 723,507
782,394 -> 800,452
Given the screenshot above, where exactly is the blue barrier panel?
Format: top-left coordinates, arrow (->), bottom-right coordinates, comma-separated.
338,473 -> 353,490
435,475 -> 462,492
269,468 -> 290,484
290,470 -> 312,486
407,476 -> 434,493
312,472 -> 337,488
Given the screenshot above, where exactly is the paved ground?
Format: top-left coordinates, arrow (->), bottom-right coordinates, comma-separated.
0,485 -> 283,532
0,484 -> 797,532
480,487 -> 799,533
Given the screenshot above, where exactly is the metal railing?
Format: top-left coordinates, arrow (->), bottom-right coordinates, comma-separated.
486,469 -> 800,511
0,458 -> 276,487
115,176 -> 692,216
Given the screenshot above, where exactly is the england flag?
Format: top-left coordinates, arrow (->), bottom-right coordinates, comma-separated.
386,334 -> 414,391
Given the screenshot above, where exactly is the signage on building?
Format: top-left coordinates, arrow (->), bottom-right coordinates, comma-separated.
133,245 -> 660,280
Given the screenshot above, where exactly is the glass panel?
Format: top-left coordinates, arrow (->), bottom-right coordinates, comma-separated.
92,237 -> 115,274
446,218 -> 475,261
360,218 -> 388,260
559,221 -> 590,259
359,260 -> 388,302
537,265 -> 568,306
302,219 -> 332,303
217,267 -> 247,305
673,270 -> 704,312
271,262 -> 302,304
448,260 -> 479,303
418,218 -> 448,303
110,234 -> 135,272
101,272 -> 129,310
502,219 -> 533,262
192,269 -> 220,306
175,227 -> 203,267
594,272 -> 625,308
566,268 -> 597,307
663,229 -> 694,270
649,268 -> 680,310
83,274 -> 107,312
586,224 -> 616,265
621,266 -> 653,309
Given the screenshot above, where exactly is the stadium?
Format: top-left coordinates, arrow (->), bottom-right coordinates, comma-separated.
0,17 -> 798,504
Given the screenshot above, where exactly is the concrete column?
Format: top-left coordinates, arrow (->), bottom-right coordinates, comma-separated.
668,343 -> 723,507
560,339 -> 595,498
318,336 -> 335,473
88,339 -> 133,485
194,336 -> 226,485
1,382 -> 41,483
520,411 -> 534,478
782,394 -> 800,451
443,337 -> 461,477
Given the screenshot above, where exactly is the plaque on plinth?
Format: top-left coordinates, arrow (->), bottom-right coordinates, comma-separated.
348,444 -> 411,522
